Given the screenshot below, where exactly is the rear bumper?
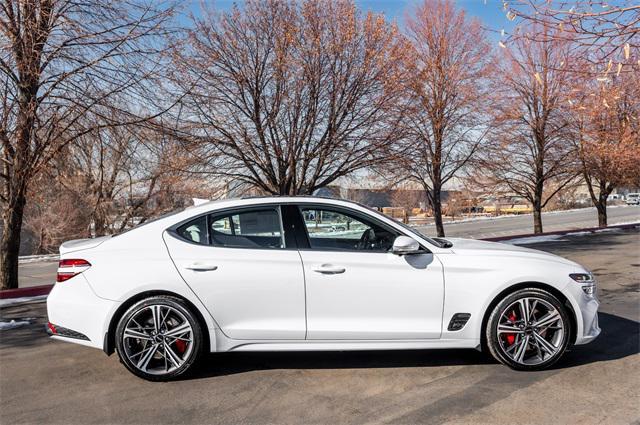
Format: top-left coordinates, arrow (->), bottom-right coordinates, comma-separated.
46,275 -> 117,350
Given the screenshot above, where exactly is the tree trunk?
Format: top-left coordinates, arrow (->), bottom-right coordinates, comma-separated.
595,182 -> 609,228
532,173 -> 544,234
432,186 -> 445,237
532,193 -> 543,234
0,191 -> 26,290
596,202 -> 607,227
532,207 -> 543,234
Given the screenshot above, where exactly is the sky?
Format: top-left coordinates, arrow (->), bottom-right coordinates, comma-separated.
182,0 -> 513,36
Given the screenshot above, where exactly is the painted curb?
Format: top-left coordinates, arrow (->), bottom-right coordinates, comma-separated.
0,284 -> 53,300
483,222 -> 640,242
1,221 -> 638,301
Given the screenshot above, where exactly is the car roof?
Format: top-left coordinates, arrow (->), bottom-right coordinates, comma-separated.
188,195 -> 365,212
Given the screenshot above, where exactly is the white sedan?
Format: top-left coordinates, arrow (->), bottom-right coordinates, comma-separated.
47,196 -> 600,380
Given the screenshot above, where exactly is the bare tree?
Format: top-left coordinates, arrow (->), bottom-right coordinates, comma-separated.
22,170 -> 90,254
0,0 -> 176,289
58,123 -> 181,236
390,0 -> 493,237
481,24 -> 578,234
502,1 -> 639,73
569,73 -> 640,227
170,0 -> 407,196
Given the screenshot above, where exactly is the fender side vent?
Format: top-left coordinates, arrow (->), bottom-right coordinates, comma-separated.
448,313 -> 471,331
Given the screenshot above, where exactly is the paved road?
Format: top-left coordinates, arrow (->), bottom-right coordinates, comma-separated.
15,206 -> 640,289
415,205 -> 640,239
1,228 -> 639,424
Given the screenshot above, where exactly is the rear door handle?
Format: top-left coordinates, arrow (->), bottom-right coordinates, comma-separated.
313,264 -> 346,275
185,262 -> 218,271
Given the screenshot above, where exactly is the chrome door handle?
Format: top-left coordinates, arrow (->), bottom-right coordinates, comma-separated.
185,262 -> 218,271
313,264 -> 346,275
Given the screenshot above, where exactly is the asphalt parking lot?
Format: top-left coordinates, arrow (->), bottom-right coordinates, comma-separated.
1,228 -> 639,424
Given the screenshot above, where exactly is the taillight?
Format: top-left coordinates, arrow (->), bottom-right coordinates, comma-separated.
56,259 -> 91,282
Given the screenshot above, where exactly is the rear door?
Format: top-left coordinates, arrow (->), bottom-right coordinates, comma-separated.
163,206 -> 306,340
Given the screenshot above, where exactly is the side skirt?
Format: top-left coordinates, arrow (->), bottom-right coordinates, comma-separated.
214,336 -> 480,352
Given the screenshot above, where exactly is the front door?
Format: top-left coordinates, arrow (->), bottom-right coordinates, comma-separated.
296,205 -> 444,340
163,206 -> 306,340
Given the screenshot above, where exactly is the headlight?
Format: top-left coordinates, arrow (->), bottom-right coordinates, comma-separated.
569,273 -> 595,283
570,272 -> 596,296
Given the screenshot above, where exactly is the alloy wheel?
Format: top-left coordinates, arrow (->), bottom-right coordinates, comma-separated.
497,297 -> 565,366
121,304 -> 194,375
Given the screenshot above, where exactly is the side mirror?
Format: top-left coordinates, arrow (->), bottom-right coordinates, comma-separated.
392,236 -> 421,255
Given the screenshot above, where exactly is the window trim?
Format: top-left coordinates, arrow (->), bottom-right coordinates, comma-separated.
166,205 -> 289,250
294,203 -> 410,253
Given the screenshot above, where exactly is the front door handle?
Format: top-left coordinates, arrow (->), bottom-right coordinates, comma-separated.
313,264 -> 346,275
185,262 -> 218,271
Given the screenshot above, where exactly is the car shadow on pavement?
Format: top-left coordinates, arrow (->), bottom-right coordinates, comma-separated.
186,312 -> 639,380
551,312 -> 639,370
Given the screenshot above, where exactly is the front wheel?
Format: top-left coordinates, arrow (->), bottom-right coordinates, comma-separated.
115,296 -> 203,381
485,288 -> 571,371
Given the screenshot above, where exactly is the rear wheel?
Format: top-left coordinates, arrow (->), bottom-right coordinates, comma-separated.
486,288 -> 571,370
115,296 -> 202,381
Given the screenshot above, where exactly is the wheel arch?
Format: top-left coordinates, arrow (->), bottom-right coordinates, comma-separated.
479,281 -> 577,352
103,290 -> 212,356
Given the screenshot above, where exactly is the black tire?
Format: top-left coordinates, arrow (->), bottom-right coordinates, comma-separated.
115,295 -> 203,381
485,288 -> 571,371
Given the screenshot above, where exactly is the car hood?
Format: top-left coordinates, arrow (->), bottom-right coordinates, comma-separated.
59,236 -> 111,255
446,237 -> 581,268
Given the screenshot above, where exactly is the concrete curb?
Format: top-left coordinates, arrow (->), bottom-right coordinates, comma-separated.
1,221 -> 638,301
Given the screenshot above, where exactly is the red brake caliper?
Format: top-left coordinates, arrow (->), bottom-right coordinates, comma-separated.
505,311 -> 517,345
174,339 -> 187,354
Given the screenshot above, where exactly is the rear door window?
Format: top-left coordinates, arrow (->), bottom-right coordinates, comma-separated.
210,208 -> 284,249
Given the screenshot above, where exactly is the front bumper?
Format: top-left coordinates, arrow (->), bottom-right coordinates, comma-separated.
565,282 -> 601,345
575,294 -> 601,344
46,275 -> 117,350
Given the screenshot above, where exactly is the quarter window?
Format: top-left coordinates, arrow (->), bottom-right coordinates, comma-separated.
210,209 -> 284,249
176,215 -> 208,245
300,207 -> 398,252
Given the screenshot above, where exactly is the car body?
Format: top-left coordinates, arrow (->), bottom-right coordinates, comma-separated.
46,196 -> 600,380
625,193 -> 640,205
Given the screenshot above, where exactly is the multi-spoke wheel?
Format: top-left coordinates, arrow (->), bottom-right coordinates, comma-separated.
115,296 -> 202,381
486,288 -> 571,370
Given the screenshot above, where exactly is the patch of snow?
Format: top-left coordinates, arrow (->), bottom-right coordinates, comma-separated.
0,319 -> 33,330
413,206 -> 639,228
503,235 -> 569,245
0,295 -> 48,307
502,222 -> 639,245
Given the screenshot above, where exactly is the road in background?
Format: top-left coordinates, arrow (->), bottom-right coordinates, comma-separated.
2,228 -> 638,424
16,205 -> 640,288
415,205 -> 640,239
